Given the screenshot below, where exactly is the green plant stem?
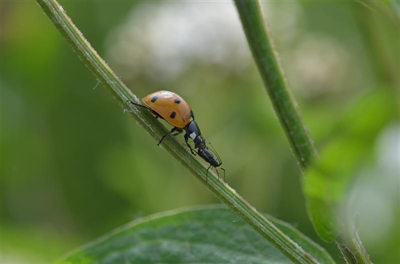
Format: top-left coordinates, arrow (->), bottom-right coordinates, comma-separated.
234,0 -> 318,171
233,1 -> 372,264
335,213 -> 372,264
36,0 -> 323,263
336,237 -> 371,264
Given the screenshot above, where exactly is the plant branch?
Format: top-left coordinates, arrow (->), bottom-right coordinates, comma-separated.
233,1 -> 372,263
36,0 -> 324,263
233,0 -> 318,170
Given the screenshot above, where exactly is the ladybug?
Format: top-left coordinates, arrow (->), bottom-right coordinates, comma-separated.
128,90 -> 224,177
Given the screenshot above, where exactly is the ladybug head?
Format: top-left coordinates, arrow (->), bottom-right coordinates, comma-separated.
185,120 -> 204,147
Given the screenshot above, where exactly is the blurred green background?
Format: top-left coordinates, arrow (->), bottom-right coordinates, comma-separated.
2,0 -> 399,263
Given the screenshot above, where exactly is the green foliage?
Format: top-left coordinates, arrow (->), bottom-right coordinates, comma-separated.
304,89 -> 397,242
58,206 -> 334,264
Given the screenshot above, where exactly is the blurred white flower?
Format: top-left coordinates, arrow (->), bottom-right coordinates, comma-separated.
349,124 -> 400,244
105,1 -> 251,82
285,34 -> 354,96
105,1 -> 353,97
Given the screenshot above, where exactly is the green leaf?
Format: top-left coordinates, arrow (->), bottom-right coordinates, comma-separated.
57,206 -> 334,264
304,89 -> 397,242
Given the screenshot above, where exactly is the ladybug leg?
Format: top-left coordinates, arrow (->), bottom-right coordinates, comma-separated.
127,100 -> 166,120
127,100 -> 148,109
220,167 -> 226,181
211,165 -> 219,180
126,100 -> 154,115
206,165 -> 211,182
184,133 -> 196,155
157,127 -> 182,146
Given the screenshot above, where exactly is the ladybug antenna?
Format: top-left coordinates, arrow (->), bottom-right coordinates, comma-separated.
208,141 -> 222,164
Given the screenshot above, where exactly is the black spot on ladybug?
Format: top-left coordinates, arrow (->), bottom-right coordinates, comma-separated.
151,95 -> 158,102
174,98 -> 182,104
170,111 -> 177,118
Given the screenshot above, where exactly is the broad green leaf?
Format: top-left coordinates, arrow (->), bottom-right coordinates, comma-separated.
304,89 -> 397,242
58,205 -> 334,263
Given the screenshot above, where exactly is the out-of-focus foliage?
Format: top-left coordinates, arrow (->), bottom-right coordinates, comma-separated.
2,0 -> 398,263
304,89 -> 397,243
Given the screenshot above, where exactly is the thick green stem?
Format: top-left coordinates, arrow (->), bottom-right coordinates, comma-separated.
234,1 -> 372,263
36,0 -> 325,263
234,0 -> 318,170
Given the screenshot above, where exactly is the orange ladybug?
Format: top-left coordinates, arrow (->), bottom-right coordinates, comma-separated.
128,90 -> 224,177
142,90 -> 193,129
